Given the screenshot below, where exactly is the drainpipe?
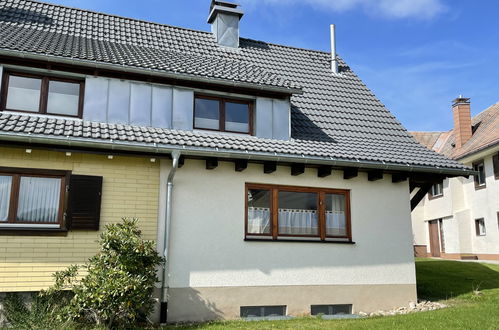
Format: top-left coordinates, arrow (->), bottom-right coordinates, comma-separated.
160,150 -> 181,324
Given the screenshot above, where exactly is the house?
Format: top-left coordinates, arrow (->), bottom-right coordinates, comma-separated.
0,0 -> 472,323
411,97 -> 499,260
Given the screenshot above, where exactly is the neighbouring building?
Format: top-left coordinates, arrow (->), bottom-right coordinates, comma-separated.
0,0 -> 471,323
411,97 -> 499,260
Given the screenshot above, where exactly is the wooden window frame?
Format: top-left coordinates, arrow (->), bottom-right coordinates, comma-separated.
428,181 -> 444,200
475,218 -> 486,236
245,183 -> 352,242
473,160 -> 486,190
193,94 -> 254,135
0,71 -> 84,118
0,167 -> 70,229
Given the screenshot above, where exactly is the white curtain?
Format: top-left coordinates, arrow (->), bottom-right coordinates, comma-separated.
326,194 -> 346,236
16,177 -> 61,223
0,176 -> 12,222
248,207 -> 271,234
278,209 -> 318,235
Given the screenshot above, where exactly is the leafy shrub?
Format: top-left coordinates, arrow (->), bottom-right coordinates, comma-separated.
46,218 -> 163,328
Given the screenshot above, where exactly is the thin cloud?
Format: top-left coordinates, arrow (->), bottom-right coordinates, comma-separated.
242,0 -> 447,20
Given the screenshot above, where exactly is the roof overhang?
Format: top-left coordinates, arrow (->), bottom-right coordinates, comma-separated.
0,131 -> 474,177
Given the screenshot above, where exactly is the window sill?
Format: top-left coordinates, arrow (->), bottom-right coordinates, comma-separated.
428,194 -> 443,200
474,184 -> 486,191
244,238 -> 355,244
0,227 -> 68,236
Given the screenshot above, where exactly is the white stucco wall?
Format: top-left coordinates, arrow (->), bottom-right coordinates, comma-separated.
462,154 -> 499,254
411,148 -> 499,256
163,159 -> 416,289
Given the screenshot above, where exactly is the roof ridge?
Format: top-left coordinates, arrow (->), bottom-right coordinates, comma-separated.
471,101 -> 499,120
20,0 -> 333,57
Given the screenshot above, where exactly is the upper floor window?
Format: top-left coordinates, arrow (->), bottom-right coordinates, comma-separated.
475,218 -> 486,236
194,95 -> 253,134
245,183 -> 351,242
473,160 -> 486,189
1,72 -> 83,118
429,181 -> 443,199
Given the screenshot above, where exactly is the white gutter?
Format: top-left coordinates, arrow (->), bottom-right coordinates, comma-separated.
0,131 -> 474,176
160,150 -> 181,324
0,49 -> 303,95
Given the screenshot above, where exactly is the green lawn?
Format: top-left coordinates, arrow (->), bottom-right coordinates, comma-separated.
164,259 -> 499,329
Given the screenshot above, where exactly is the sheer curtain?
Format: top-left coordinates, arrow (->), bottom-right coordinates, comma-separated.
16,177 -> 61,223
0,176 -> 12,222
326,194 -> 346,236
278,209 -> 318,235
247,207 -> 271,234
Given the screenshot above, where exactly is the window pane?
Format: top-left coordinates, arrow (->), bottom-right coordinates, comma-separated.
6,76 -> 41,112
16,177 -> 61,223
194,98 -> 220,130
247,189 -> 271,234
0,175 -> 12,222
225,102 -> 249,133
278,191 -> 318,235
326,194 -> 346,236
47,80 -> 80,116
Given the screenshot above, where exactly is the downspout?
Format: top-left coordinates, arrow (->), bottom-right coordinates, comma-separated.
160,150 -> 181,324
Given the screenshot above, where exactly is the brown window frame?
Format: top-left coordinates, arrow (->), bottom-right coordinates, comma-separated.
0,167 -> 69,229
0,71 -> 84,118
193,94 -> 254,135
473,160 -> 486,190
475,218 -> 486,236
245,183 -> 352,242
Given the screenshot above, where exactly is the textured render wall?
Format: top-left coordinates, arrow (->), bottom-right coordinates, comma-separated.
166,159 -> 416,288
463,155 -> 499,254
411,197 -> 426,247
441,216 -> 460,253
422,179 -> 453,220
0,146 -> 160,292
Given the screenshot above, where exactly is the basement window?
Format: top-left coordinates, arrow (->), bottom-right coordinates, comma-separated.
1,72 -> 84,118
473,161 -> 486,189
194,94 -> 253,134
475,218 -> 486,236
311,304 -> 352,316
240,306 -> 286,318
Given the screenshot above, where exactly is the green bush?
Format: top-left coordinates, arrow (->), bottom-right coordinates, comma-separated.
46,217 -> 163,328
1,291 -> 75,329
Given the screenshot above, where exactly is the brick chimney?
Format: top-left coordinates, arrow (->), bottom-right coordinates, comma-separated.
452,96 -> 472,148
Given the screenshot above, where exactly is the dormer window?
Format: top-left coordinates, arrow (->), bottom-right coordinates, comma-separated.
194,94 -> 253,134
1,72 -> 84,118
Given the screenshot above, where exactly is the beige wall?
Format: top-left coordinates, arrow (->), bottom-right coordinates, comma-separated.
0,146 -> 160,292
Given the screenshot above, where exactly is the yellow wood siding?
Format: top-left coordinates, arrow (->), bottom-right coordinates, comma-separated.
0,146 -> 160,292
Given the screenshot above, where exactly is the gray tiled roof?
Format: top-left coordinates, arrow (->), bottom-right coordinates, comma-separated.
0,0 -> 469,172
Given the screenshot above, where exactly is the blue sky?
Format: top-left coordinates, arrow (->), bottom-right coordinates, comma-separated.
44,0 -> 499,132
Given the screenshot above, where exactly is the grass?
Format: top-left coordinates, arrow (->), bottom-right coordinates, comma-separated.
163,259 -> 499,330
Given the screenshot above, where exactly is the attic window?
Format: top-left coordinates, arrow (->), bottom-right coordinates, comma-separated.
473,160 -> 486,189
194,95 -> 253,134
1,72 -> 84,118
429,181 -> 443,199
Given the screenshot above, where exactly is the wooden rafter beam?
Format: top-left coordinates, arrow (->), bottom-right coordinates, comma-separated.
205,157 -> 218,170
343,168 -> 358,180
291,163 -> 305,176
264,162 -> 277,174
317,166 -> 332,178
234,159 -> 248,172
367,170 -> 383,181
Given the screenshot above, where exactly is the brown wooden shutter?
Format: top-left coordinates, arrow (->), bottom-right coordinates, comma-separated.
493,153 -> 499,180
68,175 -> 103,230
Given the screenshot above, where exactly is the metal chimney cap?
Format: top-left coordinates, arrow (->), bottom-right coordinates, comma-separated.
452,96 -> 470,106
208,2 -> 244,23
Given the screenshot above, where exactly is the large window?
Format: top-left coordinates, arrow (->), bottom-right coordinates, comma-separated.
1,72 -> 83,117
0,169 -> 67,228
473,160 -> 486,189
194,95 -> 253,134
246,184 -> 351,242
